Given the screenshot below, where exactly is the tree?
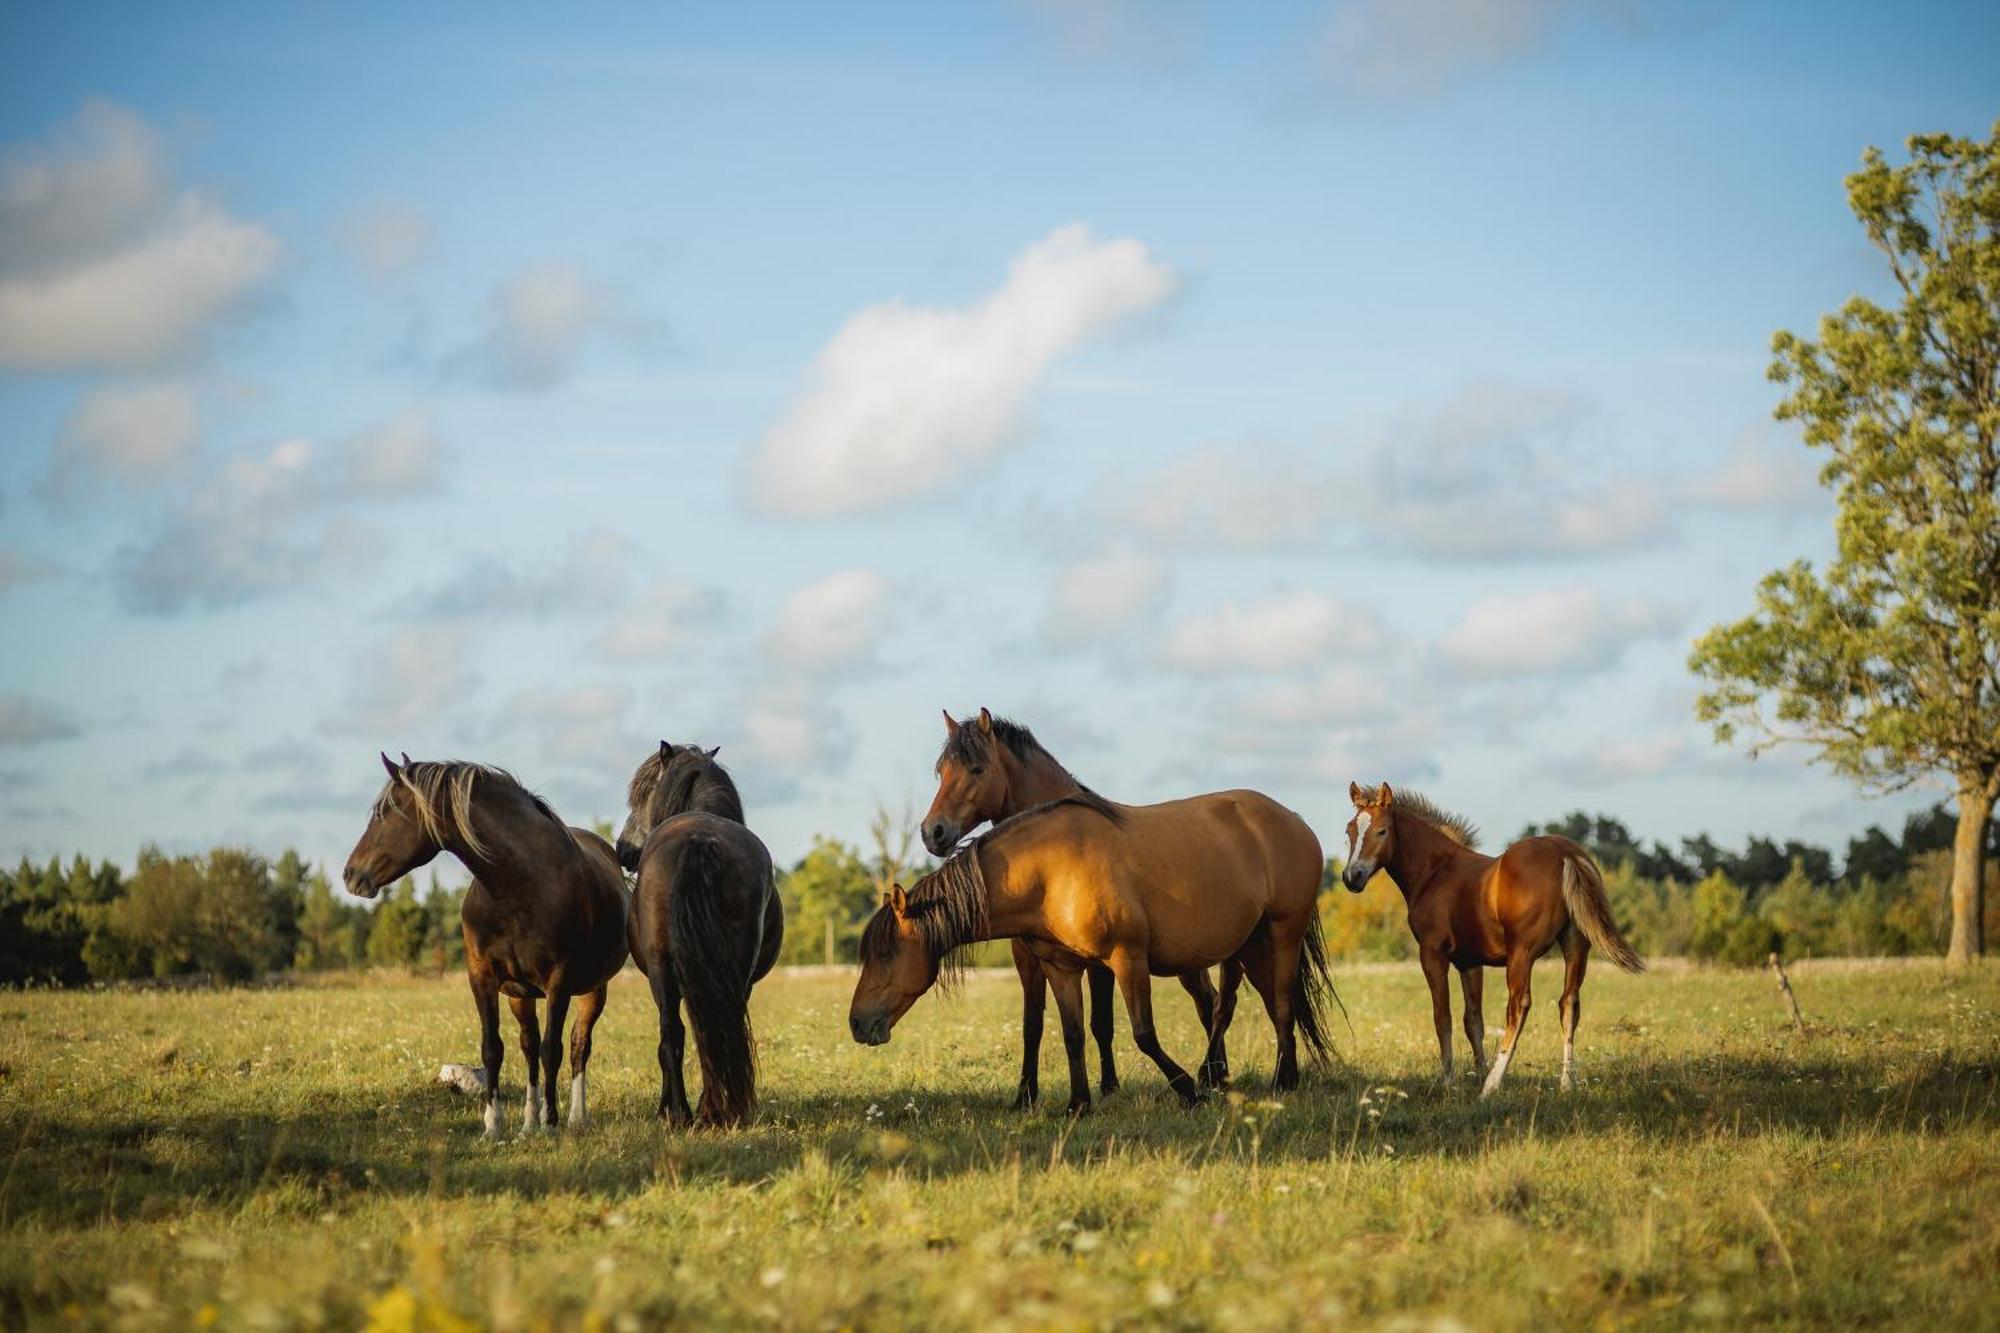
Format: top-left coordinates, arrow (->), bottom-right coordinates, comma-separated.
1690,123 -> 2000,964
364,878 -> 432,970
777,837 -> 875,965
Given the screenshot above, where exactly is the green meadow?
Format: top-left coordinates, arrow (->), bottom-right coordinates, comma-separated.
1,960 -> 1995,1330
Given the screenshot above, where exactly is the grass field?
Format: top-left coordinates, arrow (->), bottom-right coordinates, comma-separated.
1,959 -> 1996,1330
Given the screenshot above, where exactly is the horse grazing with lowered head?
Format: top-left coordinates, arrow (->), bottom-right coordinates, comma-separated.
344,754 -> 628,1137
618,742 -> 783,1127
855,783 -> 1336,1112
922,709 -> 1226,1106
1340,782 -> 1643,1095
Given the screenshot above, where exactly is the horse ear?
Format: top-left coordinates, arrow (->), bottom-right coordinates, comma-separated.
1377,782 -> 1394,807
977,707 -> 994,735
1348,781 -> 1363,806
400,751 -> 412,768
942,709 -> 959,736
888,883 -> 909,918
659,740 -> 672,762
704,746 -> 720,759
381,751 -> 399,778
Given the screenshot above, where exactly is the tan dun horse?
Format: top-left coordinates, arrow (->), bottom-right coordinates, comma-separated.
618,742 -> 783,1127
854,785 -> 1335,1111
922,709 -> 1225,1106
344,755 -> 628,1137
1340,782 -> 1642,1095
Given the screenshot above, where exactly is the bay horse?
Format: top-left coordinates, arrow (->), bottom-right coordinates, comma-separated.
921,709 -> 1226,1105
344,754 -> 627,1137
617,742 -> 783,1127
853,786 -> 1335,1112
1340,782 -> 1643,1095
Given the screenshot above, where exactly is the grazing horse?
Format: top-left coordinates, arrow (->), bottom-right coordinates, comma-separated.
617,742 -> 783,1127
921,709 -> 1227,1105
344,755 -> 627,1137
1340,782 -> 1643,1095
852,788 -> 1334,1112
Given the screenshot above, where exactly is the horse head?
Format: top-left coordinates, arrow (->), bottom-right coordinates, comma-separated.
1341,780 -> 1396,892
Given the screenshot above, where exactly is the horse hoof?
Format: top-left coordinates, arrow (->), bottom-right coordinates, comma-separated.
1064,1099 -> 1093,1117
1099,1076 -> 1120,1096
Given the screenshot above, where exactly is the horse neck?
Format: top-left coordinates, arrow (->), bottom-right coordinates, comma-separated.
1385,815 -> 1477,903
446,785 -> 574,891
972,830 -> 1055,943
999,743 -> 1081,817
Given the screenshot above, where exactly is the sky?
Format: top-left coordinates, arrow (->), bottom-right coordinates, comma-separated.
1,0 -> 1996,881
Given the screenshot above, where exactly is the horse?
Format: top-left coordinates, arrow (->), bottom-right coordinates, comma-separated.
343,754 -> 628,1137
617,741 -> 784,1127
1339,782 -> 1643,1095
921,709 -> 1227,1106
853,785 -> 1336,1112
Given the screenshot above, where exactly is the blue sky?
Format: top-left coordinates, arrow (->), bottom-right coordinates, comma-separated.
2,1 -> 1995,877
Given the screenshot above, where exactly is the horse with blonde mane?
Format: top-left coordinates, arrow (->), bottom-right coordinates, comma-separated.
921,709 -> 1226,1105
344,754 -> 628,1137
858,774 -> 1335,1112
1340,782 -> 1642,1095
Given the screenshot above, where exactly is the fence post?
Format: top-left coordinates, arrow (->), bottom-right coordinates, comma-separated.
1767,951 -> 1806,1035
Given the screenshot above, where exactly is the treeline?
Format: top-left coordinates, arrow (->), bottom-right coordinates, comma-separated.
1325,804 -> 2000,965
7,803 -> 1993,986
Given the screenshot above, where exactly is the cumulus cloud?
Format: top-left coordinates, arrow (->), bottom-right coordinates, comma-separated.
1042,546 -> 1168,648
1681,430 -> 1822,512
463,263 -> 643,392
0,100 -> 280,371
117,410 -> 444,614
399,530 -> 642,621
1310,0 -> 1591,99
1436,585 -> 1683,679
597,579 -> 726,662
1110,443 -> 1339,551
41,379 -> 198,501
0,693 -> 81,746
764,570 -> 892,671
322,626 -> 480,738
500,684 -> 637,768
1162,589 -> 1381,676
753,224 -> 1177,516
337,197 -> 433,277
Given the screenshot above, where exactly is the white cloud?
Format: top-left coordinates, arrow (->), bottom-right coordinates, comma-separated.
1311,0 -> 1585,99
597,579 -> 725,662
464,263 -> 639,392
753,224 -> 1177,516
323,626 -> 479,738
500,684 -> 636,767
1572,732 -> 1688,782
1232,662 -> 1390,727
0,693 -> 81,746
1043,546 -> 1167,647
402,530 -> 639,621
1682,430 -> 1822,512
1162,590 -> 1381,676
764,570 -> 891,671
1111,443 -> 1338,550
1019,0 -> 1194,67
337,198 -> 433,277
1436,586 -> 1683,679
0,101 -> 280,371
43,380 -> 198,500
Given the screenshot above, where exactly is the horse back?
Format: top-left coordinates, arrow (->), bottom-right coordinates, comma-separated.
629,812 -> 776,977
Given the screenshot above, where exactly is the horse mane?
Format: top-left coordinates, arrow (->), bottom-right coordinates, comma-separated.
655,751 -> 744,824
859,842 -> 988,992
937,713 -> 1118,817
375,761 -> 561,860
1365,785 -> 1480,849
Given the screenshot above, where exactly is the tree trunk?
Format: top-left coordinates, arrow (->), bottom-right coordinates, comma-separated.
1945,779 -> 1991,965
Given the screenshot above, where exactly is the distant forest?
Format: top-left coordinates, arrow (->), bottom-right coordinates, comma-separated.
4,803 -> 1995,986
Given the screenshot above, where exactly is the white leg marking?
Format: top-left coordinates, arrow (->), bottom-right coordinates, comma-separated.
483,1098 -> 503,1139
569,1071 -> 588,1128
523,1081 -> 543,1133
1480,1046 -> 1514,1097
1561,1038 -> 1576,1092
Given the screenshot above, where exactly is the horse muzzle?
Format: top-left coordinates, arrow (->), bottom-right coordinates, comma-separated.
1341,863 -> 1374,893
615,839 -> 641,871
921,822 -> 958,858
343,866 -> 380,899
850,1014 -> 891,1046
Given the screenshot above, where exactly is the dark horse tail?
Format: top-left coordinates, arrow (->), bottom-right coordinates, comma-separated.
1291,911 -> 1345,1067
670,833 -> 758,1125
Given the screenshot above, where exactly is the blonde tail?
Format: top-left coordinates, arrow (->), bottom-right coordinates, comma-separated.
1561,854 -> 1644,973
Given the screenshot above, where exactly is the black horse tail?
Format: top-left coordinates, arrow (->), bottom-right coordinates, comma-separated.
1291,910 -> 1346,1068
669,833 -> 758,1126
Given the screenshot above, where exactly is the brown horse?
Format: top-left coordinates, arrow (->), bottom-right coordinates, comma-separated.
344,754 -> 628,1137
921,709 -> 1225,1105
618,742 -> 783,1127
853,786 -> 1334,1111
1340,782 -> 1642,1095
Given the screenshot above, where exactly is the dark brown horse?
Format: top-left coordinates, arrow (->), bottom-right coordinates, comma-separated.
854,785 -> 1335,1112
921,709 -> 1226,1105
618,742 -> 783,1127
344,754 -> 627,1136
1340,782 -> 1643,1095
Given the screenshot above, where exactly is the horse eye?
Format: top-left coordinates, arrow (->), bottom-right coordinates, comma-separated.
969,765 -> 984,777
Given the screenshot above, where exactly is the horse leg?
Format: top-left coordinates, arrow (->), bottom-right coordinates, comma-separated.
1047,965 -> 1092,1116
1420,947 -> 1454,1084
1010,940 -> 1044,1111
1180,968 -> 1226,1089
1459,965 -> 1488,1083
566,984 -> 607,1130
650,966 -> 693,1127
1199,960 -> 1242,1089
1558,927 -> 1588,1092
506,994 -> 542,1134
472,969 -> 505,1140
1088,964 -> 1121,1096
1110,950 -> 1202,1105
1263,923 -> 1308,1091
1480,950 -> 1535,1098
538,989 -> 572,1131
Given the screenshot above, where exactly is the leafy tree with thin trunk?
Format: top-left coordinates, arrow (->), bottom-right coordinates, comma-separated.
1691,123 -> 2000,964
